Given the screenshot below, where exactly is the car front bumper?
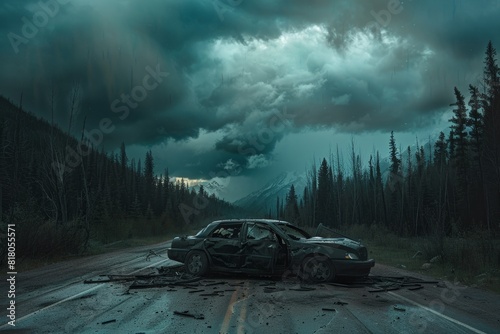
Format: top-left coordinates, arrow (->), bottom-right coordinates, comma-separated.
332,259 -> 375,277
167,248 -> 189,263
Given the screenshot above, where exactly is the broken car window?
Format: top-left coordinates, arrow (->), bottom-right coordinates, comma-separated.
210,224 -> 241,239
246,224 -> 276,241
277,224 -> 310,240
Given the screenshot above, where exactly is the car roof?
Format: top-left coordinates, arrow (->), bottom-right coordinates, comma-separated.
210,219 -> 292,226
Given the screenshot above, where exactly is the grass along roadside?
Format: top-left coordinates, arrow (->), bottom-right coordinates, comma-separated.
342,224 -> 500,294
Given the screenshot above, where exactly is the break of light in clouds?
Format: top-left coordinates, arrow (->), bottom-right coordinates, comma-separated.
1,0 -> 499,200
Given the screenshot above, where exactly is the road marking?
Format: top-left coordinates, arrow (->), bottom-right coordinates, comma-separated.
128,258 -> 170,274
237,282 -> 249,334
220,287 -> 241,333
388,292 -> 487,334
0,258 -> 171,329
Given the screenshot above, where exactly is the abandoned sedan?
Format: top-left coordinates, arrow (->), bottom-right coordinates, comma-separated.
167,219 -> 374,282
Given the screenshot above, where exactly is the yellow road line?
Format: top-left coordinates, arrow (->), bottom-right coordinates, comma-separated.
219,287 -> 241,334
237,282 -> 249,334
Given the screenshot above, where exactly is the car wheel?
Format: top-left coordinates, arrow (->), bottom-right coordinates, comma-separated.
185,251 -> 209,276
301,255 -> 335,283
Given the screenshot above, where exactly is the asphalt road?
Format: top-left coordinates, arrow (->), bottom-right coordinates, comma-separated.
1,241 -> 499,333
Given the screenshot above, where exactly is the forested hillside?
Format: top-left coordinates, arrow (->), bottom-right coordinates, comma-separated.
279,42 -> 500,238
0,97 -> 235,258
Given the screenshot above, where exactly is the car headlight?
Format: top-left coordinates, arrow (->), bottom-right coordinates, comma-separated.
345,252 -> 359,260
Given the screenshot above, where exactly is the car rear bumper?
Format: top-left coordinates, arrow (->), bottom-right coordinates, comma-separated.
333,259 -> 375,277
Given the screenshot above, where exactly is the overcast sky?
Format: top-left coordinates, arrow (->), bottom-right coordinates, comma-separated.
1,0 -> 499,201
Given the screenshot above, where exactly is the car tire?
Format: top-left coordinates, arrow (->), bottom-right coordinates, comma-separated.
185,251 -> 209,276
300,255 -> 335,283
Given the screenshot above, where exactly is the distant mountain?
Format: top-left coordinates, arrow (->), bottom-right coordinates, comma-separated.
233,171 -> 307,215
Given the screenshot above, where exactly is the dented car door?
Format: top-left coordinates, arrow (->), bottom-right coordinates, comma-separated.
240,222 -> 280,272
204,222 -> 243,269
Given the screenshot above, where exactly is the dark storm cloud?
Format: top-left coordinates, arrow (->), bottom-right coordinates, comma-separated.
1,0 -> 499,178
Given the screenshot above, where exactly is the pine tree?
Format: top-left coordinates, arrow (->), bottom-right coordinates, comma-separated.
276,196 -> 280,219
449,87 -> 469,163
468,84 -> 488,230
449,87 -> 470,225
119,142 -> 127,178
389,131 -> 401,177
434,131 -> 448,168
375,151 -> 387,225
144,150 -> 154,210
480,41 -> 500,231
118,142 -> 128,210
447,130 -> 455,160
388,131 -> 402,232
316,158 -> 331,226
468,85 -> 484,159
285,184 -> 300,225
368,155 -> 375,225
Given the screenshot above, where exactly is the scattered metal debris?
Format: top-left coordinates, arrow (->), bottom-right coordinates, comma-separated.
364,275 -> 438,293
333,301 -> 348,306
146,250 -> 165,261
83,259 -> 440,299
199,292 -> 223,296
264,287 -> 286,293
173,310 -> 205,320
205,281 -> 227,286
393,305 -> 406,312
289,286 -> 316,291
188,290 -> 205,294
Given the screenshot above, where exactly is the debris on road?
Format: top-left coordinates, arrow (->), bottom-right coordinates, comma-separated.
146,250 -> 165,261
365,275 -> 438,293
289,286 -> 316,291
83,261 -> 440,299
322,308 -> 336,312
199,292 -> 224,296
188,289 -> 205,294
393,305 -> 406,312
173,310 -> 205,320
333,301 -> 348,306
264,287 -> 286,293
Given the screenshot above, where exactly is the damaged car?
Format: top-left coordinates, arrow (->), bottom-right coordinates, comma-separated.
167,219 -> 375,283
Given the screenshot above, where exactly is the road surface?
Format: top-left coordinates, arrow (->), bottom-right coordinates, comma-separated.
1,241 -> 499,333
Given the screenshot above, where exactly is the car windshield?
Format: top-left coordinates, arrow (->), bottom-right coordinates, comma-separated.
277,223 -> 311,240
195,226 -> 208,237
